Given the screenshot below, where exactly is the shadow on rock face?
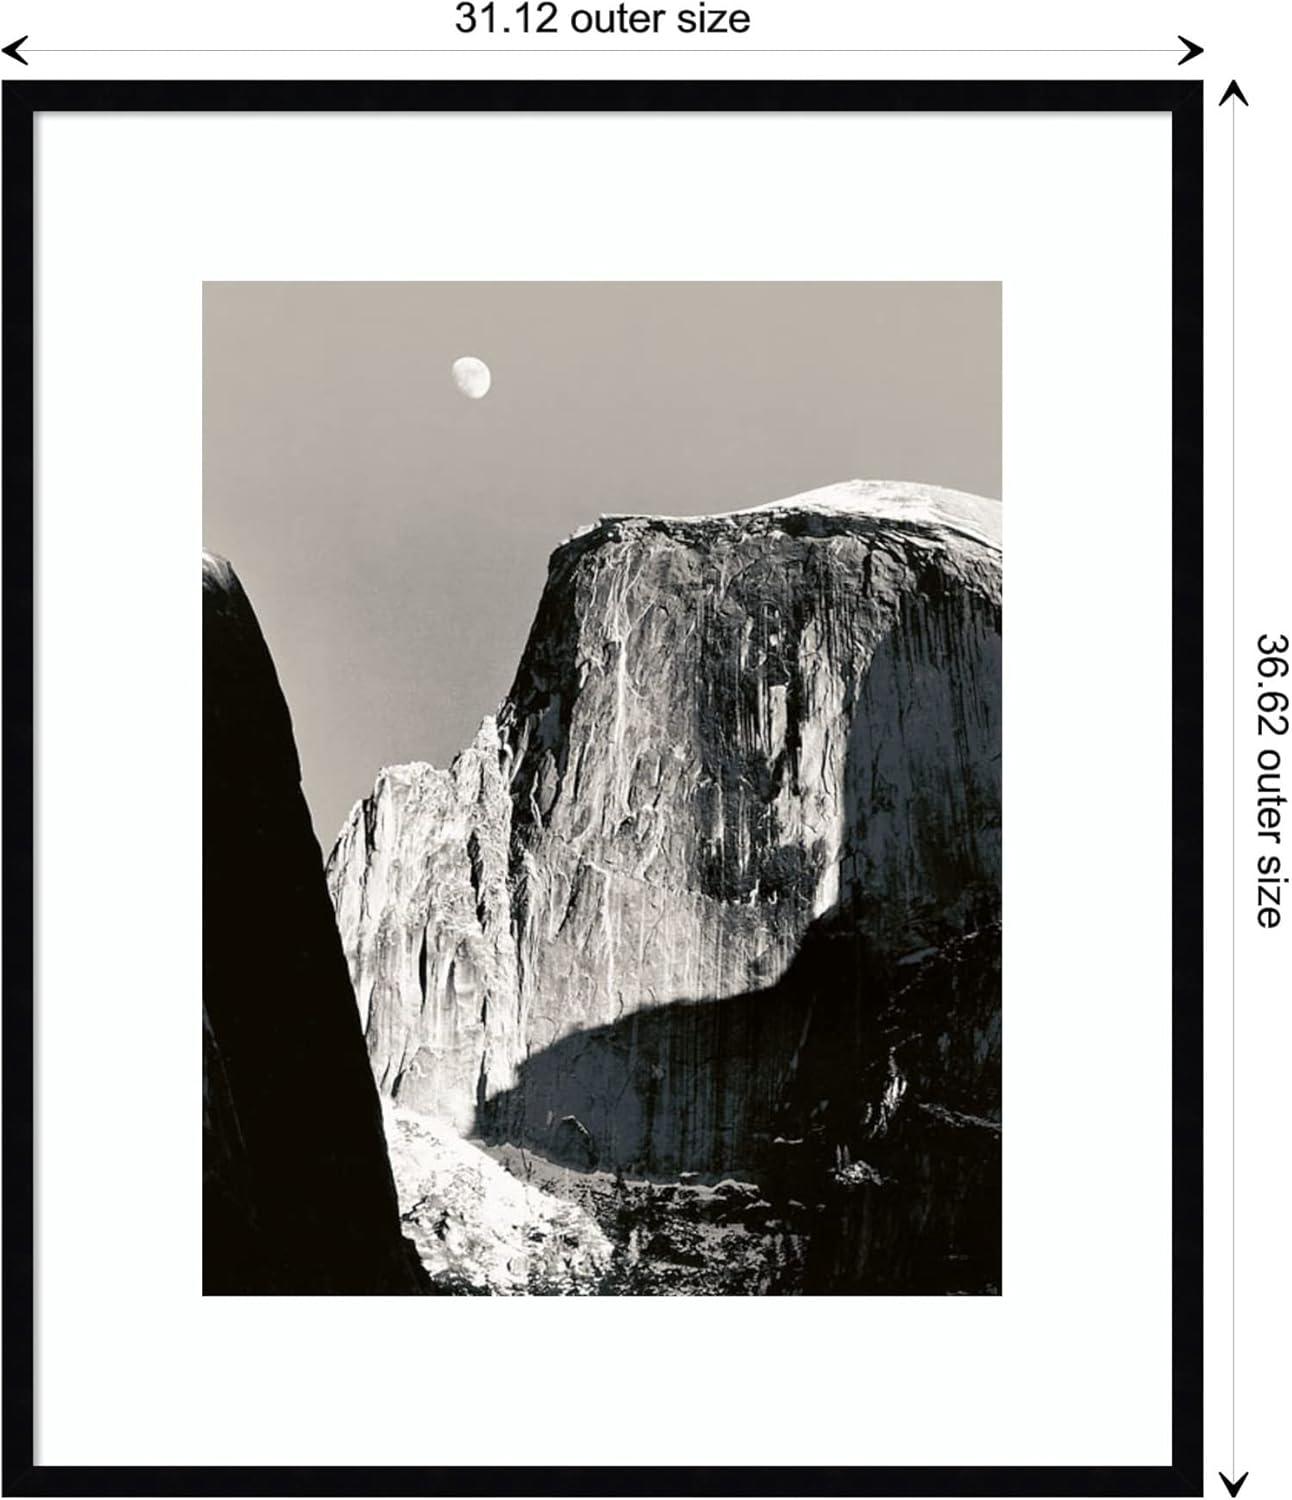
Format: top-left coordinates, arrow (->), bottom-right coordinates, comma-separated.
477,912 -> 1000,1294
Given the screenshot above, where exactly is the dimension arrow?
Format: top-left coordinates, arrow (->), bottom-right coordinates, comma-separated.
1220,76 -> 1247,1500
2,35 -> 1205,63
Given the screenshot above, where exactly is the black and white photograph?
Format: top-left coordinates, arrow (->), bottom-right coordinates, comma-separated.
202,280 -> 1002,1296
7,69 -> 1209,1492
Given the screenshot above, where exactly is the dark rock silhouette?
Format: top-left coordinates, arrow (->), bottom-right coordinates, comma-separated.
203,553 -> 427,1294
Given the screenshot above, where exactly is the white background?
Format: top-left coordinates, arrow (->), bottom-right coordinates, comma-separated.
9,0 -> 1287,1490
30,103 -> 1175,1470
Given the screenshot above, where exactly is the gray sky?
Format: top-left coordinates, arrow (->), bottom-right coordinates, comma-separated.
204,282 -> 1000,846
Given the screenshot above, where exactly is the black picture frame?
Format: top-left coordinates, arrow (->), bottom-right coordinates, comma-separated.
1,77 -> 1204,1499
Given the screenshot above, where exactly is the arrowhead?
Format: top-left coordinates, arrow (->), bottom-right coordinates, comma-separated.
1219,1474 -> 1249,1497
2,35 -> 27,65
1219,81 -> 1249,107
1178,36 -> 1204,65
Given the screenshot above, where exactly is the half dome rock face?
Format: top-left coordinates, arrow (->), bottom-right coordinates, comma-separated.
203,553 -> 427,1294
327,482 -> 1002,1223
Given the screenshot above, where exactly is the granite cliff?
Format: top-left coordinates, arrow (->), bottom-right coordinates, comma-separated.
327,481 -> 1002,1288
203,553 -> 428,1294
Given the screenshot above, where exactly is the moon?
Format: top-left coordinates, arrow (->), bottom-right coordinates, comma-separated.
452,355 -> 491,400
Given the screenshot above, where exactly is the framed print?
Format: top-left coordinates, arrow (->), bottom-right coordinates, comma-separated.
3,79 -> 1202,1494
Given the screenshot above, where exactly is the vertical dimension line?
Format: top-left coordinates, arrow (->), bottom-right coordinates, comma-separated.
1230,99 -> 1237,1485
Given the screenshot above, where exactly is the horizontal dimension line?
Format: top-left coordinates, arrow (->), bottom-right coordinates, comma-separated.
25,47 -> 1183,55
